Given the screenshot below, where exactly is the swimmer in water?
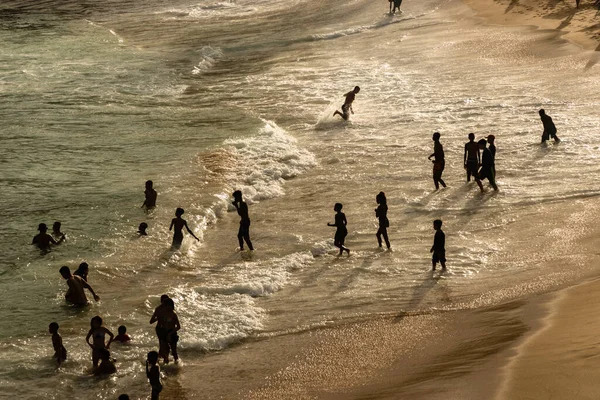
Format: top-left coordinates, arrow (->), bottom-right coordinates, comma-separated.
32,223 -> 64,251
52,221 -> 64,241
328,203 -> 350,256
333,86 -> 360,120
142,180 -> 157,210
169,208 -> 199,249
138,222 -> 148,236
74,262 -> 89,282
232,190 -> 254,251
60,266 -> 100,305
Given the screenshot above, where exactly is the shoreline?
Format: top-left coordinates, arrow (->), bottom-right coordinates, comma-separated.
463,0 -> 600,51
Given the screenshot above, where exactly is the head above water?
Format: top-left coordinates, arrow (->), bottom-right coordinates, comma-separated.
49,322 -> 59,333
118,325 -> 127,335
478,139 -> 487,148
139,222 -> 148,232
52,222 -> 61,232
334,203 -> 343,212
539,109 -> 546,116
91,316 -> 103,328
433,219 -> 443,229
376,191 -> 387,205
76,262 -> 88,273
38,223 -> 48,232
98,348 -> 111,360
59,266 -> 71,279
353,86 -> 360,93
233,190 -> 243,201
468,133 -> 475,141
145,180 -> 153,189
432,132 -> 440,141
175,208 -> 185,217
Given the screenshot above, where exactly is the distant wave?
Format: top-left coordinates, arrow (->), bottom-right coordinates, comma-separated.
192,45 -> 224,75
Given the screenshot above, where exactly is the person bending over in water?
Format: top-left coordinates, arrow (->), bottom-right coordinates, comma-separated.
478,139 -> 498,191
60,266 -> 100,305
94,348 -> 116,376
232,190 -> 254,251
169,208 -> 199,249
146,351 -> 163,400
375,192 -> 391,249
333,86 -> 360,120
328,203 -> 350,256
138,222 -> 148,236
430,219 -> 446,271
49,322 -> 67,366
539,109 -> 560,143
142,180 -> 158,210
86,316 -> 114,369
74,262 -> 89,282
428,132 -> 447,190
32,223 -> 64,251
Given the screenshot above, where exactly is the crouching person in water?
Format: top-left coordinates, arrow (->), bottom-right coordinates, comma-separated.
328,203 -> 350,256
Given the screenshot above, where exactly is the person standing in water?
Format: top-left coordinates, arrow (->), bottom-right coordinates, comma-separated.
375,192 -> 391,249
487,134 -> 496,177
85,316 -> 114,369
539,109 -> 560,143
32,223 -> 64,251
430,219 -> 446,271
333,86 -> 360,121
328,203 -> 350,256
232,190 -> 254,251
52,222 -> 64,241
478,139 -> 498,191
49,322 -> 67,366
428,132 -> 447,190
464,133 -> 481,182
59,266 -> 100,305
146,351 -> 163,400
169,208 -> 200,249
391,0 -> 403,13
142,180 -> 158,210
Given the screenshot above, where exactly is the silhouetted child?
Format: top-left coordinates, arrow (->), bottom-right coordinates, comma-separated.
428,132 -> 447,190
478,139 -> 498,191
52,221 -> 64,241
375,192 -> 391,249
49,322 -> 67,366
430,219 -> 446,270
138,222 -> 148,236
146,351 -> 163,400
93,348 -> 116,376
142,180 -> 158,209
232,190 -> 254,251
333,86 -> 360,120
118,395 -> 130,400
74,262 -> 89,282
539,109 -> 560,143
169,208 -> 200,249
32,223 -> 64,251
86,316 -> 114,368
328,203 -> 350,256
114,325 -> 131,343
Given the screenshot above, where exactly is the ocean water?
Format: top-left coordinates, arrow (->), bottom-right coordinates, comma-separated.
1,0 -> 600,398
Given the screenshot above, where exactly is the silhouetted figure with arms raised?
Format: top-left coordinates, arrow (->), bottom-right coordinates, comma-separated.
478,139 -> 498,191
60,266 -> 99,305
142,180 -> 157,210
328,203 -> 350,256
232,190 -> 254,251
430,219 -> 446,271
169,208 -> 199,249
375,192 -> 391,249
539,109 -> 560,143
333,86 -> 360,120
32,223 -> 64,251
428,132 -> 447,190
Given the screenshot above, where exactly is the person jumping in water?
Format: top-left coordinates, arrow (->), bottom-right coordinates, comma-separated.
333,86 -> 360,121
375,192 -> 391,249
169,208 -> 200,249
478,139 -> 498,191
232,190 -> 254,251
428,132 -> 447,190
328,203 -> 350,256
539,109 -> 560,143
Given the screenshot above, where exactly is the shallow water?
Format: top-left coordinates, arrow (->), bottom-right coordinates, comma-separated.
1,0 -> 600,397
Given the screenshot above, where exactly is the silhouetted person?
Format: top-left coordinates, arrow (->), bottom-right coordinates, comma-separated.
52,221 -> 64,241
150,295 -> 170,350
146,351 -> 162,400
142,180 -> 157,210
138,222 -> 148,236
118,395 -> 130,400
86,315 -> 114,369
160,298 -> 180,364
49,322 -> 67,366
169,208 -> 199,249
487,134 -> 496,177
391,0 -> 402,13
539,109 -> 560,143
74,262 -> 89,282
93,348 -> 116,376
32,223 -> 63,251
430,219 -> 446,270
232,190 -> 254,251
478,139 -> 498,191
333,86 -> 360,120
328,203 -> 350,256
114,325 -> 131,343
375,192 -> 391,249
464,133 -> 480,182
60,266 -> 100,305
428,132 -> 447,190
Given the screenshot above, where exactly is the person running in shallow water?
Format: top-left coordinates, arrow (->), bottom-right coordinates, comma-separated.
32,223 -> 64,252
375,192 -> 391,249
428,132 -> 447,190
169,208 -> 200,249
478,139 -> 498,191
333,86 -> 360,120
328,203 -> 350,256
142,180 -> 158,210
539,109 -> 560,143
232,190 -> 254,251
